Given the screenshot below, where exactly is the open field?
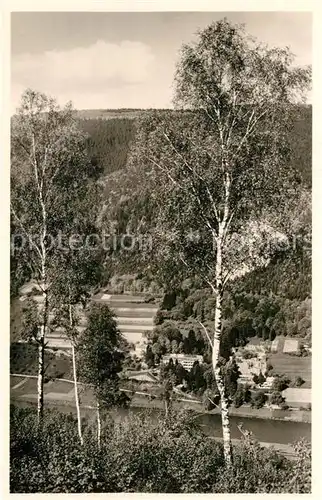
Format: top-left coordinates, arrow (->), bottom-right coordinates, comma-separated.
268,352 -> 311,388
10,343 -> 72,379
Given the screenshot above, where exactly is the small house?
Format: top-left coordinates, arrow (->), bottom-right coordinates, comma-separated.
125,370 -> 159,384
271,337 -> 280,353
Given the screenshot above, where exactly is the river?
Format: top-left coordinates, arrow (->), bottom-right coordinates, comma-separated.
113,406 -> 310,445
13,399 -> 311,446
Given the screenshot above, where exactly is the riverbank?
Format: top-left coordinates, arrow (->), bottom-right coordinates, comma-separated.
10,372 -> 311,424
11,397 -> 306,461
11,373 -> 310,453
128,393 -> 311,423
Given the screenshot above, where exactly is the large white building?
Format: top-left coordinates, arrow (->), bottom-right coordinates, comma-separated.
162,353 -> 203,371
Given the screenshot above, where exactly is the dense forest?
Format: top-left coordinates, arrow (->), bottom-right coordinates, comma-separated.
78,105 -> 311,185
77,105 -> 311,349
10,105 -> 311,350
81,118 -> 136,177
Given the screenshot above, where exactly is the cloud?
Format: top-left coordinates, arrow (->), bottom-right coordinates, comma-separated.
11,40 -> 155,110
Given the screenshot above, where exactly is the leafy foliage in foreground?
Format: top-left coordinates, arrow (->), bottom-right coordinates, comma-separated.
10,405 -> 311,493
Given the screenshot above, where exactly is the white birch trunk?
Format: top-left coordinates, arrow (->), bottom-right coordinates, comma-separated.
96,400 -> 101,449
37,324 -> 45,423
72,343 -> 83,445
164,397 -> 169,417
35,130 -> 48,427
212,229 -> 233,467
37,274 -> 47,425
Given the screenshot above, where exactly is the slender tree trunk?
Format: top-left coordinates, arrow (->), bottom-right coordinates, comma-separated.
36,134 -> 48,427
164,397 -> 169,417
68,299 -> 83,445
212,231 -> 233,467
72,343 -> 83,445
96,400 -> 101,449
37,325 -> 45,423
37,280 -> 48,426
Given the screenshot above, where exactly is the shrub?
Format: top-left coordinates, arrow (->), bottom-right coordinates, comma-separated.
144,295 -> 155,304
257,371 -> 266,385
243,351 -> 256,359
10,404 -> 311,493
233,386 -> 245,408
292,376 -> 305,387
272,375 -> 291,392
154,310 -> 168,325
270,391 -> 285,406
251,390 -> 267,409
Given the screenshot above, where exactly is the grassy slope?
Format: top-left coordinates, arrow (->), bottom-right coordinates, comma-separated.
10,343 -> 72,380
268,352 -> 311,388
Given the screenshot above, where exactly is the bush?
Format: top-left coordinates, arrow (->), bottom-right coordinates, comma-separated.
154,310 -> 168,325
144,295 -> 156,304
251,390 -> 267,409
233,386 -> 245,408
233,384 -> 252,407
10,404 -> 311,493
257,371 -> 266,385
272,375 -> 290,392
270,391 -> 285,406
292,376 -> 305,387
243,351 -> 256,360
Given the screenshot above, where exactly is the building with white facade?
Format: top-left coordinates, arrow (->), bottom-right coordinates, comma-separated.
162,354 -> 203,371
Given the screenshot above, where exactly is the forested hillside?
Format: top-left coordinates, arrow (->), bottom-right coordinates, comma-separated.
11,105 -> 311,339
78,105 -> 311,186
78,105 -> 311,348
80,118 -> 136,176
288,105 -> 311,187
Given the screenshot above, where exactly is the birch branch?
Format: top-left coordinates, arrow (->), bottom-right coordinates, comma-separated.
10,205 -> 42,259
197,320 -> 214,349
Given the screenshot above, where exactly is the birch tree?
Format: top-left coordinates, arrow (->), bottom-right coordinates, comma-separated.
50,169 -> 103,444
127,20 -> 311,466
51,243 -> 103,444
11,89 -> 95,424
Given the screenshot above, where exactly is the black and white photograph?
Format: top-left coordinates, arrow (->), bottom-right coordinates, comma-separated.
7,6 -> 313,494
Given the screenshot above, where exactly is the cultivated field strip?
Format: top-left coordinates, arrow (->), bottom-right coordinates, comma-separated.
45,294 -> 157,352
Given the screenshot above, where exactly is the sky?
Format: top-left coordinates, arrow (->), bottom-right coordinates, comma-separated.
11,11 -> 312,111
